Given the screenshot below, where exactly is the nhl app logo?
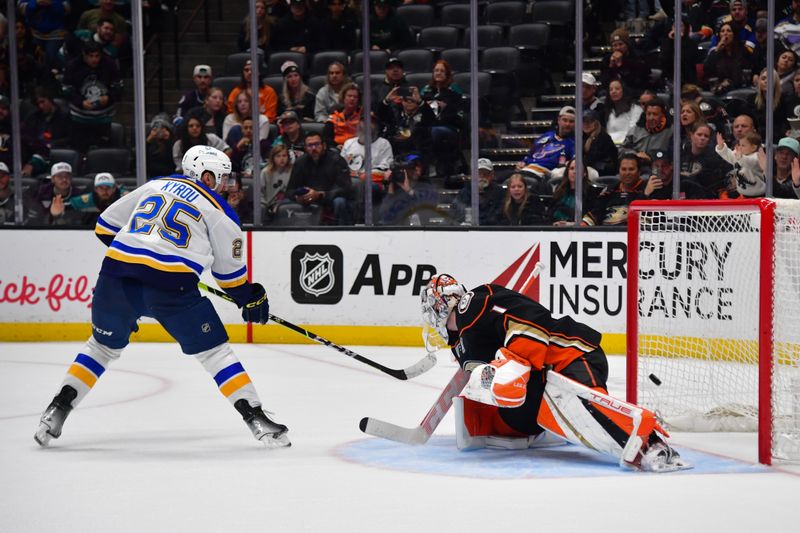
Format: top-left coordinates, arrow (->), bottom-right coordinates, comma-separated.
291,245 -> 343,304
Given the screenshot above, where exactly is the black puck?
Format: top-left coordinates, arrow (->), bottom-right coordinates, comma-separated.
648,373 -> 662,386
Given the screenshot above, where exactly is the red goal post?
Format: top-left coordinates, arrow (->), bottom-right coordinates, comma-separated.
626,199 -> 800,465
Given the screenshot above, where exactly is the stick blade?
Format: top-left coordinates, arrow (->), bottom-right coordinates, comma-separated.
359,416 -> 430,445
400,353 -> 437,380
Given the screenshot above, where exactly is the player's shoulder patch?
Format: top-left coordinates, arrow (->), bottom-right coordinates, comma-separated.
457,290 -> 473,314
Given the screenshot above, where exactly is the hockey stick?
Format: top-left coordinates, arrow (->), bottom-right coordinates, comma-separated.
360,262 -> 546,444
198,282 -> 436,380
359,367 -> 470,444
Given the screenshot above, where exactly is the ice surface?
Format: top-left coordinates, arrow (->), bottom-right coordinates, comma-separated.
1,342 -> 798,532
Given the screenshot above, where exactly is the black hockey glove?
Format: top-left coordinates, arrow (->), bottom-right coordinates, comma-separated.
242,283 -> 270,324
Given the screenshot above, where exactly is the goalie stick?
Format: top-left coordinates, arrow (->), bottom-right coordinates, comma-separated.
359,368 -> 471,444
360,262 -> 546,444
198,282 -> 436,380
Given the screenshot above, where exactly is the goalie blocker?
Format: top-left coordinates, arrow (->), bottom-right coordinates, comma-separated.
422,274 -> 690,472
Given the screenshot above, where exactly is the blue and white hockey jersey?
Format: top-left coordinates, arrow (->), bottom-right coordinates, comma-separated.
94,175 -> 253,306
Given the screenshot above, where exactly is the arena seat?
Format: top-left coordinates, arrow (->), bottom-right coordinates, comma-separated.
397,49 -> 434,74
84,148 -> 131,177
532,0 -> 574,29
480,47 -> 522,121
308,75 -> 328,95
441,48 -> 473,74
272,202 -> 322,226
303,122 -> 328,139
417,26 -> 460,53
593,175 -> 621,189
309,51 -> 349,77
49,148 -> 83,175
224,51 -> 265,76
262,75 -> 284,97
440,4 -> 471,31
353,73 -> 386,92
213,76 -> 240,100
453,71 -> 491,97
266,51 -> 306,77
480,46 -> 521,77
351,50 -> 389,74
109,122 -> 125,148
405,72 -> 432,90
725,87 -> 756,100
486,1 -> 528,30
463,25 -> 504,50
508,23 -> 551,91
508,23 -> 550,53
396,4 -> 436,35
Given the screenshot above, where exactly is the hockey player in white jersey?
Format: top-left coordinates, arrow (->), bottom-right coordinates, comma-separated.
34,145 -> 290,449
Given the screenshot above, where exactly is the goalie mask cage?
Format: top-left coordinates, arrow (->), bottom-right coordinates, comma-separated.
626,199 -> 800,465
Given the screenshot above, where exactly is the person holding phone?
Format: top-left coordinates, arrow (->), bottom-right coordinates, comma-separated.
378,85 -> 435,170
284,132 -> 352,225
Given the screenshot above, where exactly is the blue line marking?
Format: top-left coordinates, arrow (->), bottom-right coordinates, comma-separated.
339,436 -> 770,479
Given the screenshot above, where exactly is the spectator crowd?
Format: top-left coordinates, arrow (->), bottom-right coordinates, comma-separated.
1,0 -> 800,228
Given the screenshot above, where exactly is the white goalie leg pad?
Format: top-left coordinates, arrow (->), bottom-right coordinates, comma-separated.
453,396 -> 488,450
538,370 -> 649,467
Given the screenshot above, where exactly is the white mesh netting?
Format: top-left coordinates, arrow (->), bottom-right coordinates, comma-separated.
633,200 -> 800,462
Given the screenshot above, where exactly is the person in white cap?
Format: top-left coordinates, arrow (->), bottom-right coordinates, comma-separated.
454,157 -> 504,226
33,162 -> 84,226
581,72 -> 605,117
772,136 -> 800,199
174,64 -> 214,126
67,172 -> 126,226
516,106 -> 576,178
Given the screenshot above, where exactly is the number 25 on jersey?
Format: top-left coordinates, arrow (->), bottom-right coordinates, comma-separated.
129,194 -> 202,248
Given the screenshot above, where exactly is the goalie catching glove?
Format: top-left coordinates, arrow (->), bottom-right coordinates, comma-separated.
462,347 -> 531,408
242,283 -> 270,324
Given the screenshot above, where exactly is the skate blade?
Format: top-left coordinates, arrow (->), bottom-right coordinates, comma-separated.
260,432 -> 291,449
34,425 -> 53,447
647,460 -> 693,473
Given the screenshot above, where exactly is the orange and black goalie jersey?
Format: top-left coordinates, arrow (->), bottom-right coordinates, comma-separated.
451,284 -> 602,372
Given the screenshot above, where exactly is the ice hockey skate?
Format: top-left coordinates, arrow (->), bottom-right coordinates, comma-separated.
234,399 -> 291,448
34,385 -> 77,447
637,440 -> 691,473
625,433 -> 691,473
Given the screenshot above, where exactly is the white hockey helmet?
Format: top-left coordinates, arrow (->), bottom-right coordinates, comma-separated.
181,145 -> 232,191
421,274 -> 465,351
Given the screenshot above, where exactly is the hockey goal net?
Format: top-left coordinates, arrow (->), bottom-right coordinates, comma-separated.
626,199 -> 800,464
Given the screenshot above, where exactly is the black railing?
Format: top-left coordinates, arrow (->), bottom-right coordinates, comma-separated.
142,0 -> 214,98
